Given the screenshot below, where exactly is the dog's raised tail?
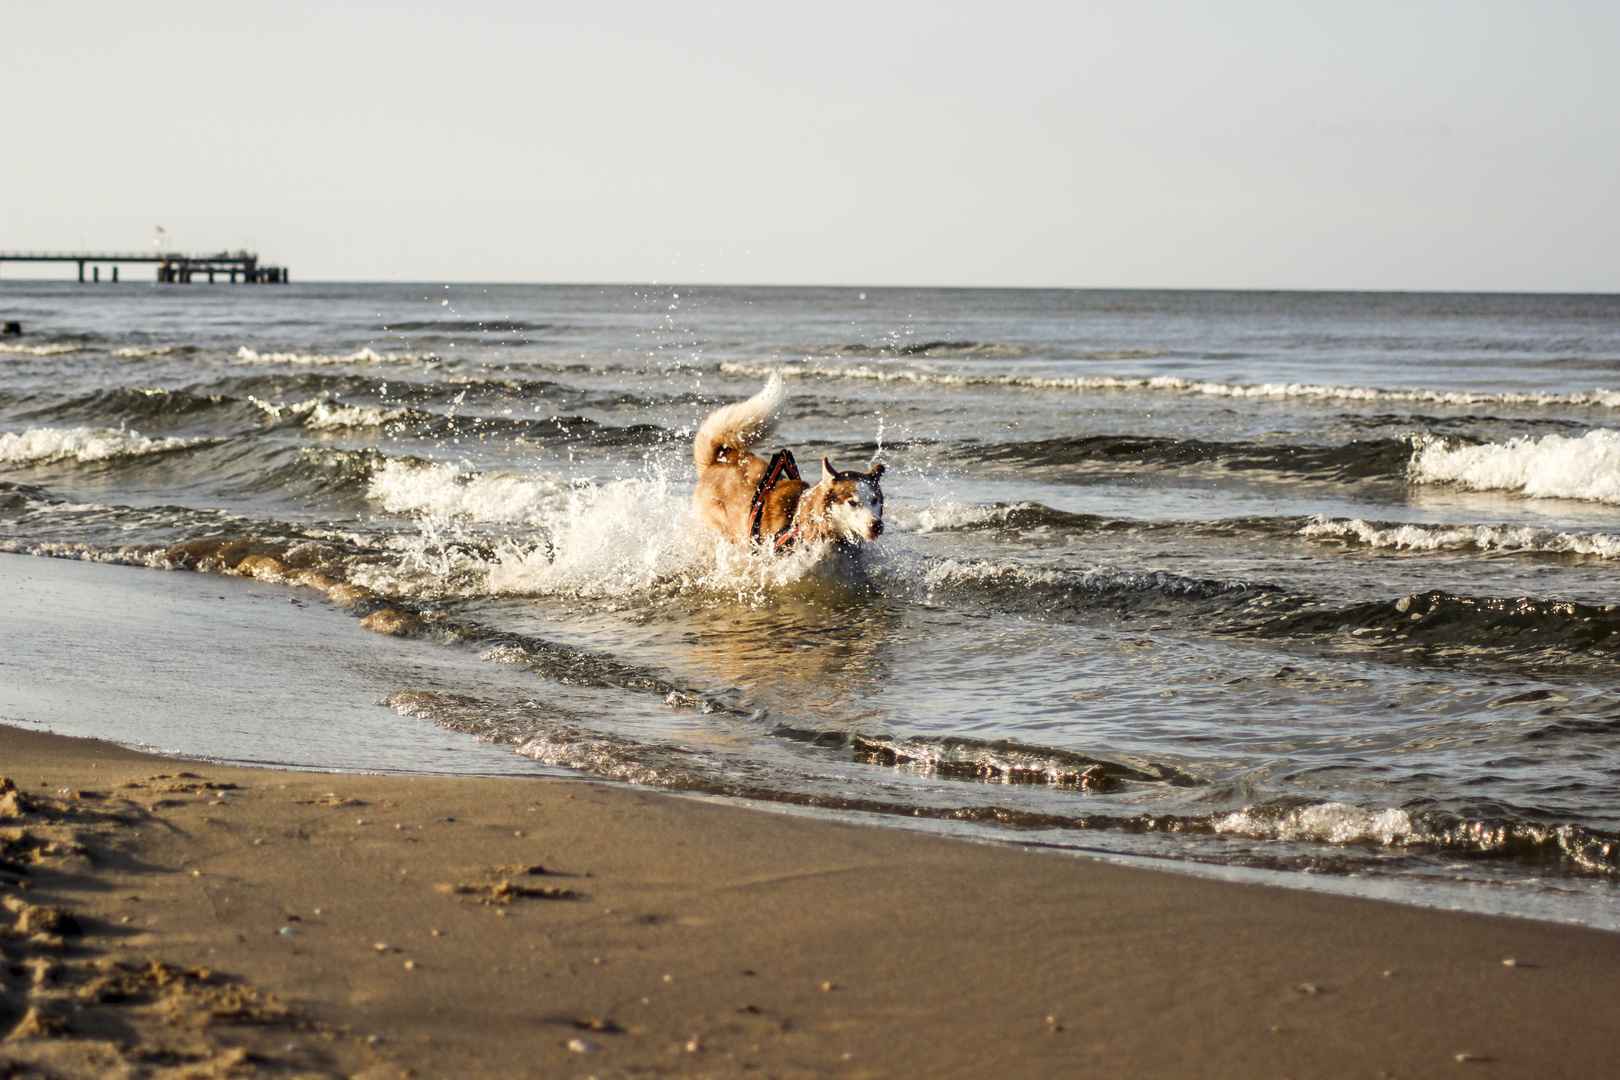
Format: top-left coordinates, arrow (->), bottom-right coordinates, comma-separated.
693,374 -> 787,468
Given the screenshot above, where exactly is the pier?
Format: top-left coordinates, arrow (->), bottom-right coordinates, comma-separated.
0,250 -> 288,284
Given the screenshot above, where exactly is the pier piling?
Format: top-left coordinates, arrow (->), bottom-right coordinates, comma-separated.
0,249 -> 288,284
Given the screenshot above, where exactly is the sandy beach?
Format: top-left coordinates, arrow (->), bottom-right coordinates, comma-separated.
1,722 -> 1616,1079
6,2 -> 1620,1075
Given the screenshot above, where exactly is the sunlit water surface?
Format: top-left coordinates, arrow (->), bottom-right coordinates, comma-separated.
4,283 -> 1620,927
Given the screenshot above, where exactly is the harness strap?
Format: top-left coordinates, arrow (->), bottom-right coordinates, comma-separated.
747,449 -> 801,548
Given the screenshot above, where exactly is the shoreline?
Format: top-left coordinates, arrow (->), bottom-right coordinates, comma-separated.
4,722 -> 1620,1079
6,549 -> 1619,936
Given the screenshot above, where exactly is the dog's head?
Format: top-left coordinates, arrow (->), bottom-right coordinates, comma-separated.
817,457 -> 885,543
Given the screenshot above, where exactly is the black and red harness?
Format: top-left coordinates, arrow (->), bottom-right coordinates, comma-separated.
747,449 -> 802,553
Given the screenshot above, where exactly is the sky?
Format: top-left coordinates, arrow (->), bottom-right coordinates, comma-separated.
2,0 -> 1616,291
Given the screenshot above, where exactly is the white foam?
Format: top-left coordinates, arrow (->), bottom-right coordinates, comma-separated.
112,344 -> 190,358
366,458 -> 564,525
1302,515 -> 1620,559
1410,429 -> 1620,504
307,401 -> 417,430
0,539 -> 174,568
490,476 -> 699,600
358,448 -> 914,605
915,556 -> 1064,593
351,456 -> 835,603
234,346 -> 432,366
250,396 -> 417,429
893,501 -> 1055,534
1215,802 -> 1417,846
0,425 -> 198,464
720,361 -> 1620,410
893,502 -> 997,534
488,469 -> 838,604
0,343 -> 82,356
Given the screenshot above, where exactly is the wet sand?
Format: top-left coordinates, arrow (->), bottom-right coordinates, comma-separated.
3,723 -> 1619,1079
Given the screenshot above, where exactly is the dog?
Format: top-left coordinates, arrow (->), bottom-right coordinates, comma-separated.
692,374 -> 884,552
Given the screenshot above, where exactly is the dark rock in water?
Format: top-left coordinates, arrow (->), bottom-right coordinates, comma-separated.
2,321 -> 20,334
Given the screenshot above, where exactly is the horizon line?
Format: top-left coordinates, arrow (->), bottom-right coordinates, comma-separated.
1,278 -> 1616,298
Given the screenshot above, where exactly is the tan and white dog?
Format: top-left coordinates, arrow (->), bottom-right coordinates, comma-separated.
691,375 -> 885,552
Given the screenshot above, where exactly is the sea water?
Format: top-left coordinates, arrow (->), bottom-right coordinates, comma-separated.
3,282 -> 1619,926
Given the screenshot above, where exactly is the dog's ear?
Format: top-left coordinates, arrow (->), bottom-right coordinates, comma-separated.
866,462 -> 885,481
822,456 -> 837,480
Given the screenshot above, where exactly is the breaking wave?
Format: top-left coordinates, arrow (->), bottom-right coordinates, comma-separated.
112,344 -> 197,358
0,343 -> 82,356
721,361 -> 1620,409
0,425 -> 203,464
1303,515 -> 1620,560
250,395 -> 424,430
775,729 -> 1199,791
895,500 -> 1101,534
234,346 -> 434,366
1211,801 -> 1620,877
1410,429 -> 1620,504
